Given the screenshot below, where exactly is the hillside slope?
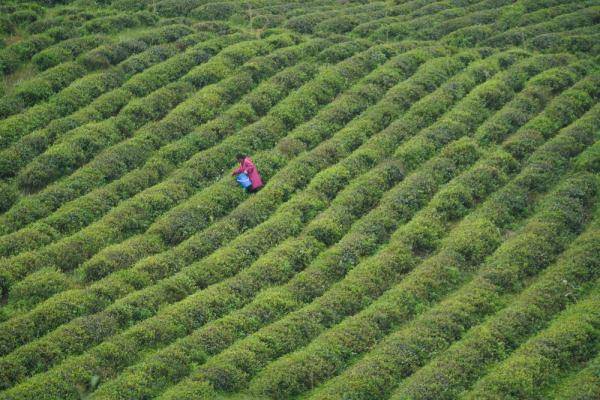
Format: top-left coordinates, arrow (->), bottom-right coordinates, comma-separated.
0,1 -> 598,399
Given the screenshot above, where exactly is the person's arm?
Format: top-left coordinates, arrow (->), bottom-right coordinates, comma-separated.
232,164 -> 244,176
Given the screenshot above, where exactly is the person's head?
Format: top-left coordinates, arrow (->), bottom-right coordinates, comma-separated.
236,153 -> 246,163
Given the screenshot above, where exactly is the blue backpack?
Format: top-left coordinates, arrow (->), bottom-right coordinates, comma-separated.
236,172 -> 252,189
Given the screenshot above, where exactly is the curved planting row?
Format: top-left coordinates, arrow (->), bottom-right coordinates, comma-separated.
437,0 -> 594,46
0,1 -> 597,398
396,0 -> 517,41
24,8 -> 110,36
159,140 -> 498,399
0,23 -> 210,151
0,61 -> 319,319
86,47 -> 549,399
481,4 -> 600,48
0,30 -> 65,76
304,81 -> 600,400
338,170 -> 598,400
348,0 -> 464,38
0,43 -> 502,400
244,62 -> 598,400
0,43 -> 450,380
85,146 -> 424,399
69,44 -> 431,284
552,350 -> 600,400
462,283 -> 600,399
304,0 -> 481,38
258,149 -> 597,400
1,0 -> 564,231
281,1 -> 388,34
0,9 -> 159,79
31,35 -> 108,71
0,43 -> 453,400
0,34 -> 330,294
363,0 -> 514,41
0,32 -> 282,231
0,62 -> 88,119
365,0 -> 592,44
388,179 -> 600,400
13,33 -> 284,193
233,0 -> 350,29
0,47 -> 548,362
315,0 -> 486,38
343,159 -> 598,400
76,49 -> 518,399
0,38 -> 343,272
0,37 -> 366,314
309,3 -> 413,36
86,136 -> 483,400
188,0 -> 346,24
527,30 -> 600,55
0,30 -> 243,221
148,0 -> 337,18
0,42 -> 408,365
153,50 -> 563,399
0,3 -> 44,37
0,24 -> 195,120
316,39 -> 372,64
0,43 -> 466,384
0,29 -> 219,183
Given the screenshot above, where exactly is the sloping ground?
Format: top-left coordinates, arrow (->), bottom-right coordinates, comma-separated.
0,1 -> 598,399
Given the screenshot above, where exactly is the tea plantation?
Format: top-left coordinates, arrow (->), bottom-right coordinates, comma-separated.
0,0 -> 598,399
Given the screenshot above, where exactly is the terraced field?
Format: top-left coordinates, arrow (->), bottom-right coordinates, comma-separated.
0,0 -> 598,399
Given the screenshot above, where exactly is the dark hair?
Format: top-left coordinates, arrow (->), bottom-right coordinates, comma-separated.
236,153 -> 246,161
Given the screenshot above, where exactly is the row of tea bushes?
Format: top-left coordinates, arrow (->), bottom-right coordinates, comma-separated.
526,31 -> 600,55
0,24 -> 195,119
87,134 -> 483,400
0,4 -> 44,36
552,351 -> 600,400
365,0 -> 515,42
284,1 -> 386,34
0,31 -> 214,183
463,284 -> 600,399
90,48 -> 534,396
0,47 -> 492,397
307,84 -> 600,400
0,32 -> 256,223
0,38 -> 321,261
246,60 -> 596,399
338,170 -> 598,400
481,4 -> 600,48
0,43 -> 399,364
31,35 -> 106,71
388,180 -> 599,400
0,33 -> 245,221
70,43 -> 431,285
15,32 -> 270,190
0,10 -> 160,75
0,47 -> 464,390
0,61 -> 320,319
0,35 -> 313,292
0,24 -> 203,150
156,50 -> 559,398
0,43 -> 426,365
0,45 -> 438,399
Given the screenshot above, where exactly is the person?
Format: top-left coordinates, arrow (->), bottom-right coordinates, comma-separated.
232,153 -> 263,193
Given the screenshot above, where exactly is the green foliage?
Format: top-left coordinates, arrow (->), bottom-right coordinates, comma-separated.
0,1 -> 598,399
0,181 -> 18,213
7,267 -> 73,311
463,285 -> 600,399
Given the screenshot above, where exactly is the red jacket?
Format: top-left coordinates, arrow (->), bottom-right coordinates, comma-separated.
233,157 -> 263,189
